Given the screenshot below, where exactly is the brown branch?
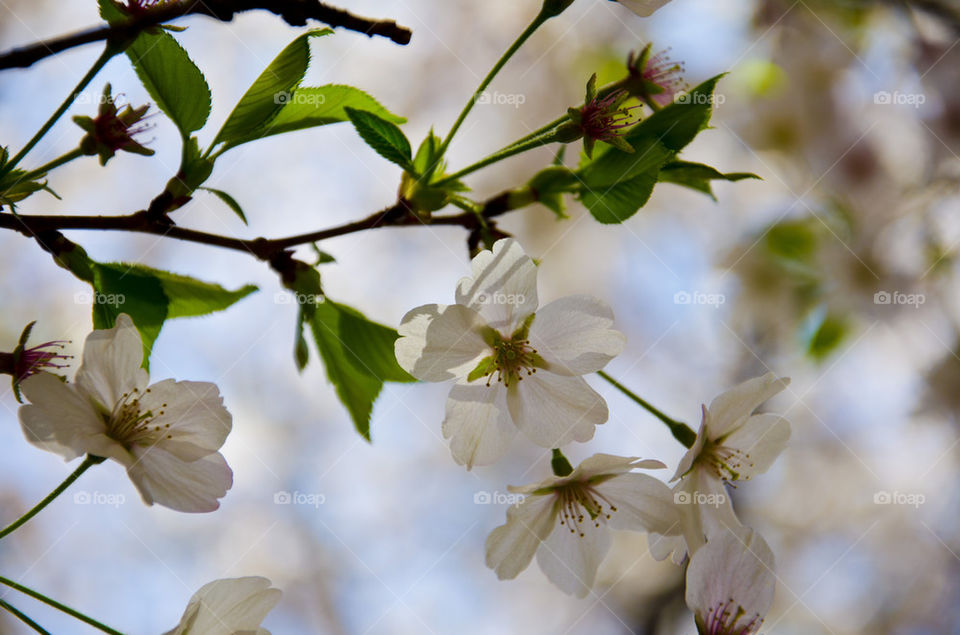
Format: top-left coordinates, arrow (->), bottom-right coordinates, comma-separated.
0,193 -> 523,260
0,0 -> 411,70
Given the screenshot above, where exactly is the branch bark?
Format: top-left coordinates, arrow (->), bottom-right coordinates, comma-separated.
0,0 -> 411,70
0,192 -> 523,261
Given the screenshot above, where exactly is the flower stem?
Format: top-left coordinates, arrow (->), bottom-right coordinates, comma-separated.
0,454 -> 104,540
596,370 -> 697,448
2,45 -> 116,177
22,148 -> 84,181
0,597 -> 51,634
435,132 -> 558,187
0,576 -> 122,635
436,12 -> 549,163
551,449 -> 573,477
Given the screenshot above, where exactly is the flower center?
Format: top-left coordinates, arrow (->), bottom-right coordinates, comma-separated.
105,387 -> 170,449
702,599 -> 763,635
484,337 -> 539,387
699,439 -> 754,483
579,90 -> 642,141
556,483 -> 618,538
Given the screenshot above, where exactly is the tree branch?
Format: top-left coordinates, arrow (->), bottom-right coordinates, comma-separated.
0,0 -> 411,70
0,192 -> 524,260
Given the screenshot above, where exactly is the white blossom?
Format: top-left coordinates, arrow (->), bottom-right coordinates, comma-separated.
485,453 -> 679,597
18,314 -> 233,513
685,529 -> 776,635
396,238 -> 625,468
164,577 -> 282,635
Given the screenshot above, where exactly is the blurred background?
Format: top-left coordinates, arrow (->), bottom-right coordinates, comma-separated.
2,0 -> 960,632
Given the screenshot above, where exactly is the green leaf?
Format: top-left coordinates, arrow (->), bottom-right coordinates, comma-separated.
213,29 -> 333,148
576,137 -> 674,223
125,30 -> 211,136
56,241 -> 256,363
626,75 -> 724,152
221,85 -> 404,149
200,187 -> 247,224
304,303 -> 383,440
528,166 -> 579,219
658,161 -> 759,200
288,263 -> 413,439
412,129 -> 442,176
806,310 -> 850,361
336,303 -> 414,383
579,170 -> 663,224
345,107 -> 412,170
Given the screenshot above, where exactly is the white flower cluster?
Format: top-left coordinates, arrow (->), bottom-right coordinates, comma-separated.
395,238 -> 788,633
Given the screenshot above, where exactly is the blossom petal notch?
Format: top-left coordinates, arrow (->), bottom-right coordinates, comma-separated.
17,314 -> 233,513
395,238 -> 626,468
685,529 -> 776,635
164,576 -> 282,635
485,453 -> 680,597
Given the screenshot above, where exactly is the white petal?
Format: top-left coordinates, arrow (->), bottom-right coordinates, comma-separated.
685,528 -> 776,632
648,532 -> 687,565
507,373 -> 607,448
127,449 -> 233,513
720,413 -> 791,480
18,372 -> 118,461
528,295 -> 625,375
442,383 -> 516,469
535,511 -> 612,597
485,494 -> 558,580
168,576 -> 281,635
455,238 -> 538,333
574,453 -> 665,480
395,304 -> 490,382
141,379 -> 232,462
674,472 -> 745,558
617,0 -> 673,16
706,373 -> 789,439
595,473 -> 681,536
75,314 -> 148,409
671,413 -> 708,481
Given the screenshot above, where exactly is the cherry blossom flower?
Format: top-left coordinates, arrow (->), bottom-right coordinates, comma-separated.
164,577 -> 282,635
485,454 -> 680,597
395,238 -> 625,468
18,314 -> 233,513
650,373 -> 790,560
685,529 -> 776,635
